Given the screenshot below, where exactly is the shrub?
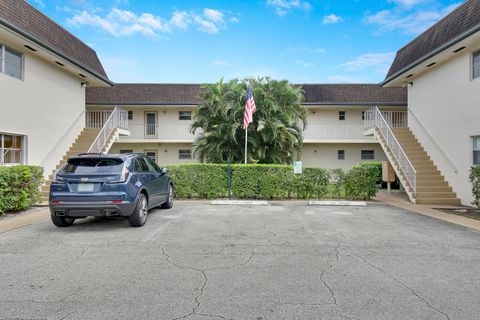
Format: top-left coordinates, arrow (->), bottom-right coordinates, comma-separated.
168,164 -> 330,199
168,163 -> 379,200
0,166 -> 44,214
469,166 -> 480,208
328,168 -> 346,198
344,166 -> 378,200
354,161 -> 383,184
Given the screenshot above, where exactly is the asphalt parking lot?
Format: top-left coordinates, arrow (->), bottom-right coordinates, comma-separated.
1,203 -> 480,320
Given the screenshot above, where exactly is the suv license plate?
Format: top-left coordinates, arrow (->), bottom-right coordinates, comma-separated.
78,183 -> 94,192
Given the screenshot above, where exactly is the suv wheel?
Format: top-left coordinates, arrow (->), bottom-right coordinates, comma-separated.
51,215 -> 75,227
161,185 -> 174,209
128,193 -> 148,227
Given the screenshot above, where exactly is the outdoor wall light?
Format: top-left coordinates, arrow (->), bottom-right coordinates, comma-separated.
80,82 -> 86,88
408,82 -> 413,87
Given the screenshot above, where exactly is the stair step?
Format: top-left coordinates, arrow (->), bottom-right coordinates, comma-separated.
416,180 -> 449,187
416,192 -> 458,198
415,198 -> 461,205
416,186 -> 453,192
415,175 -> 444,181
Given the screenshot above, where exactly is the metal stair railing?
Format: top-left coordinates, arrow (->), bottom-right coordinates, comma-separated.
369,106 -> 416,195
87,107 -> 128,153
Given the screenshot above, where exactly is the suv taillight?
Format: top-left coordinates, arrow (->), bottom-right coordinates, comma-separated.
52,171 -> 65,183
109,166 -> 129,184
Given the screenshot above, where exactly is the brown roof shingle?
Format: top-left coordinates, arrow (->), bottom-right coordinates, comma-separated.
301,84 -> 407,106
0,0 -> 110,83
86,84 -> 205,105
86,83 -> 407,106
385,0 -> 480,82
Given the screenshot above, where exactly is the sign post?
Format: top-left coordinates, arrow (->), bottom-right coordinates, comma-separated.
293,161 -> 302,174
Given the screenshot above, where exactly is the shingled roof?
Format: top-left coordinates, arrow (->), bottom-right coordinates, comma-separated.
385,0 -> 480,83
301,84 -> 406,106
86,83 -> 407,106
86,84 -> 205,105
0,0 -> 110,84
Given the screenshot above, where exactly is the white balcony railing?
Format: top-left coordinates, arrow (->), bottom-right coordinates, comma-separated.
119,123 -> 198,141
87,108 -> 129,153
365,106 -> 416,194
365,110 -> 407,129
304,123 -> 372,141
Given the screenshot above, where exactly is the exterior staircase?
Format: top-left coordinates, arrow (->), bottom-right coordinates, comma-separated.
41,128 -> 99,201
41,108 -> 129,203
366,107 -> 460,206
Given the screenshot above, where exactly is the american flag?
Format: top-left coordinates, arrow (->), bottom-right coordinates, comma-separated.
243,83 -> 257,129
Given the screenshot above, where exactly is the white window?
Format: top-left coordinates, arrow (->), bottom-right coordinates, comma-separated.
178,149 -> 192,160
473,137 -> 480,165
339,111 -> 346,121
361,150 -> 375,160
473,51 -> 480,80
144,150 -> 157,163
0,44 -> 23,80
0,134 -> 24,165
179,111 -> 192,120
119,149 -> 133,154
337,150 -> 345,160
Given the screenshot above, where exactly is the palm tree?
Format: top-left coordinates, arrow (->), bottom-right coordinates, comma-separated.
191,77 -> 306,164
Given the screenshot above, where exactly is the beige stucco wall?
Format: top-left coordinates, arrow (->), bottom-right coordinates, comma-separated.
300,143 -> 387,170
407,46 -> 480,205
109,143 -> 200,166
0,43 -> 85,177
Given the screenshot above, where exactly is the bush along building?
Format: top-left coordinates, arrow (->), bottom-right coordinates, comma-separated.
2,0 -> 480,206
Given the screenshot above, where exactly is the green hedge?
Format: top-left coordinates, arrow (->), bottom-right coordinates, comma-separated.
353,161 -> 383,184
168,163 -> 378,200
0,166 -> 43,214
469,166 -> 480,208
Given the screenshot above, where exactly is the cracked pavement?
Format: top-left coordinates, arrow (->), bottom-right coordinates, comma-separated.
1,203 -> 480,319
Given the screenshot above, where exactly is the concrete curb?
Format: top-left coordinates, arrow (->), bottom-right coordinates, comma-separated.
308,200 -> 367,206
210,200 -> 269,206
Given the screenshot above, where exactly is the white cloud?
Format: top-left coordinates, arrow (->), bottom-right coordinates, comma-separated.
203,8 -> 224,23
365,2 -> 461,35
322,14 -> 343,25
170,11 -> 190,29
341,52 -> 395,74
193,15 -> 220,34
67,9 -> 170,37
266,0 -> 312,16
230,17 -> 240,23
67,7 -> 234,37
211,60 -> 234,67
31,0 -> 45,7
295,60 -> 314,67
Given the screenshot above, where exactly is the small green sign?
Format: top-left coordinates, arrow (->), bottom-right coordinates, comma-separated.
293,161 -> 302,174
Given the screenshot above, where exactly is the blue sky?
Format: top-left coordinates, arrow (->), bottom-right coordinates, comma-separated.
29,0 -> 461,84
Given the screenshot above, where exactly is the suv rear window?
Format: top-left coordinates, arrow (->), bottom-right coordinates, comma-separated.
62,158 -> 124,174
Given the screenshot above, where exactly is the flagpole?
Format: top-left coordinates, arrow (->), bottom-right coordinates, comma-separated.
244,127 -> 248,164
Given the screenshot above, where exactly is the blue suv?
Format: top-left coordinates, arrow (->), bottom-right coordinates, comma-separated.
49,153 -> 174,227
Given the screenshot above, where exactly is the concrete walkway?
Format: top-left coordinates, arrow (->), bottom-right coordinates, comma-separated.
374,191 -> 480,231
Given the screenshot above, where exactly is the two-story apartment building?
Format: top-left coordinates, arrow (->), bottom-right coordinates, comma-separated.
377,0 -> 480,205
0,0 -> 113,178
85,83 -> 407,170
3,0 -> 479,206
